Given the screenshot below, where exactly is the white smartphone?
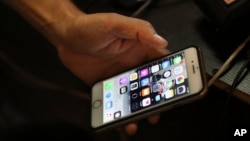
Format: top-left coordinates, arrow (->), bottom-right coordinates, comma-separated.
91,46 -> 207,132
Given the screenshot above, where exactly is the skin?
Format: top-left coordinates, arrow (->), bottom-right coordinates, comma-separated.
1,0 -> 170,135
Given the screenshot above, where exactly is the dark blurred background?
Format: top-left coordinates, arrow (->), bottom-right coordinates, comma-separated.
0,0 -> 250,141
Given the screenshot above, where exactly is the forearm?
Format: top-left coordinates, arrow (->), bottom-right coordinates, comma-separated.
1,0 -> 84,44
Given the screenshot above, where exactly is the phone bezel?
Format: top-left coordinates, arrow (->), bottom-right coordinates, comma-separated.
91,46 -> 207,132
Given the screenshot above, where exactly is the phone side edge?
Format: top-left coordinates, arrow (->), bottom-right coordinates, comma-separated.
91,82 -> 104,129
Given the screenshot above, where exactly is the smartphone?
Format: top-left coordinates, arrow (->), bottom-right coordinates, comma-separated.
91,46 -> 207,132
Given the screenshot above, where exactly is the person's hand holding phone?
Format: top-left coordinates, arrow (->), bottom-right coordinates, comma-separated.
56,13 -> 169,86
54,13 -> 170,134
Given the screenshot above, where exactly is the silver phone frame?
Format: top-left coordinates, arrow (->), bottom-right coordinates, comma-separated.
91,46 -> 208,132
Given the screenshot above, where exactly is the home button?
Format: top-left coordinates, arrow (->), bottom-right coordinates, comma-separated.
93,100 -> 102,108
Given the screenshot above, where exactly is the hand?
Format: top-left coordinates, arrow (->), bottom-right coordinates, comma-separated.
55,13 -> 169,85
53,13 -> 170,135
2,0 -> 170,136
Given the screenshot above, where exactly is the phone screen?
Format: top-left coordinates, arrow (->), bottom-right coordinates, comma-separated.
102,52 -> 189,124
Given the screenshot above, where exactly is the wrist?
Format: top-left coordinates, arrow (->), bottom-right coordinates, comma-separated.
38,1 -> 85,48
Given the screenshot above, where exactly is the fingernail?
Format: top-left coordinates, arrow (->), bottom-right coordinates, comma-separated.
154,34 -> 166,41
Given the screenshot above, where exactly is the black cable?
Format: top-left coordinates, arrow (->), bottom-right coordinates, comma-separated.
230,50 -> 250,91
211,58 -> 249,140
211,41 -> 250,141
131,0 -> 154,17
208,36 -> 250,87
211,88 -> 233,141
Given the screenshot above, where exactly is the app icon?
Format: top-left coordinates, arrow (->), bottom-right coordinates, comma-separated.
142,87 -> 150,97
119,76 -> 128,85
105,92 -> 112,98
142,97 -> 151,107
141,78 -> 150,87
114,111 -> 121,119
173,56 -> 182,65
162,60 -> 171,69
140,68 -> 149,78
165,80 -> 175,88
105,101 -> 113,109
165,89 -> 174,99
163,70 -> 171,78
177,85 -> 186,95
130,82 -> 138,91
130,72 -> 138,81
131,102 -> 140,111
106,112 -> 112,118
151,64 -> 160,73
120,86 -> 128,94
104,82 -> 113,91
155,95 -> 161,102
131,93 -> 138,99
174,65 -> 183,75
176,75 -> 185,84
152,83 -> 162,93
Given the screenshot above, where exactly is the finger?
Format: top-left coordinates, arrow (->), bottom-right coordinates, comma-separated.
109,14 -> 168,48
147,114 -> 160,125
134,20 -> 168,48
152,33 -> 168,48
124,123 -> 138,136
